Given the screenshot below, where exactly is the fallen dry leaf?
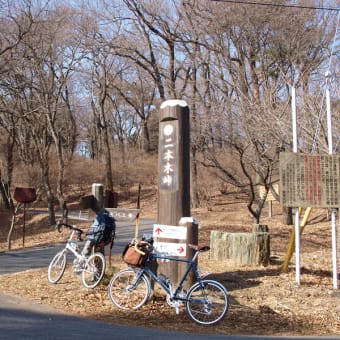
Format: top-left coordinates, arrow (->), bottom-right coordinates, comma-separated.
0,190 -> 339,336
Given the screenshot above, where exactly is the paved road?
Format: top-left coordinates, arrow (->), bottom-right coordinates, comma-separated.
2,291 -> 339,340
0,218 -> 339,340
1,292 -> 338,340
1,291 -> 230,340
0,218 -> 154,275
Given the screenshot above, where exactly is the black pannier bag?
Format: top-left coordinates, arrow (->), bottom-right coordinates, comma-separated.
85,209 -> 116,250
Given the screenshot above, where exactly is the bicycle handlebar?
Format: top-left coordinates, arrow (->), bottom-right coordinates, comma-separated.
134,240 -> 150,256
56,221 -> 83,241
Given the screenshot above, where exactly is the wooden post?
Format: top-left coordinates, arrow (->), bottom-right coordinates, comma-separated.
92,183 -> 104,212
178,218 -> 198,287
104,190 -> 118,208
13,187 -> 37,248
157,99 -> 191,285
282,207 -> 312,272
158,100 -> 190,224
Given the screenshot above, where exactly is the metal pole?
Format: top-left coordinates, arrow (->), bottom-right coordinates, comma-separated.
292,86 -> 300,285
325,71 -> 338,289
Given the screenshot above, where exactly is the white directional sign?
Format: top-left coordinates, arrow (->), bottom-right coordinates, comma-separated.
105,208 -> 140,221
153,224 -> 187,240
153,241 -> 187,257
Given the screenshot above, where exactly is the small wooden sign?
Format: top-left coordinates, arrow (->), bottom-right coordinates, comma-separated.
258,184 -> 279,201
13,187 -> 37,203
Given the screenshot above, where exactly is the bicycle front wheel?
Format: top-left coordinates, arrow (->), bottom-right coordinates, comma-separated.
108,268 -> 150,310
48,250 -> 67,284
81,252 -> 106,289
186,279 -> 229,325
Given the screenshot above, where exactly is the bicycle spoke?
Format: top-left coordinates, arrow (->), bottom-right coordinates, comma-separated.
108,268 -> 150,310
186,280 -> 229,325
82,252 -> 106,289
47,251 -> 67,284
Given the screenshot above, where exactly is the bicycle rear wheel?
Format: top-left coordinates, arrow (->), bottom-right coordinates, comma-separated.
108,268 -> 150,310
81,252 -> 106,289
186,279 -> 229,325
48,250 -> 67,284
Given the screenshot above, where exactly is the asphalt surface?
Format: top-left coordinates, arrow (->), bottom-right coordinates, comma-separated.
0,291 -> 230,340
0,218 -> 339,340
0,217 -> 155,275
1,291 -> 339,340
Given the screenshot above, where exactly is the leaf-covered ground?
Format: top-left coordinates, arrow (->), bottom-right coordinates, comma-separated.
0,192 -> 339,336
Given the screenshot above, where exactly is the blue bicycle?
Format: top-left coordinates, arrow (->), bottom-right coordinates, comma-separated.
108,238 -> 229,325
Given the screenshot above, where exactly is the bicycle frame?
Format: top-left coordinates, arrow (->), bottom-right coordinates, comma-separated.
58,224 -> 100,267
49,221 -> 107,289
63,229 -> 84,261
137,251 -> 202,301
109,242 -> 229,324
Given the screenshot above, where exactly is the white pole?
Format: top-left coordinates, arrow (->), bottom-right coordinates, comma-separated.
292,86 -> 300,285
331,210 -> 338,289
292,87 -> 298,154
325,71 -> 338,289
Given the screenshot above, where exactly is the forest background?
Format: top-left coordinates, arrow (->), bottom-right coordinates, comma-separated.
0,1 -> 340,336
0,0 -> 339,230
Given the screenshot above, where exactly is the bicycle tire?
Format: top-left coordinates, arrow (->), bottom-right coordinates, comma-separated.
108,268 -> 150,310
186,279 -> 229,325
47,250 -> 67,284
81,252 -> 106,289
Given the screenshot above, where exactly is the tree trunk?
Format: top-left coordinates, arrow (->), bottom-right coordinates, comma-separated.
41,160 -> 56,225
210,229 -> 270,266
0,179 -> 11,210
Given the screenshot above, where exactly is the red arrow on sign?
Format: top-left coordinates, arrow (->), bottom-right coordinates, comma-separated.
155,226 -> 163,235
177,246 -> 184,254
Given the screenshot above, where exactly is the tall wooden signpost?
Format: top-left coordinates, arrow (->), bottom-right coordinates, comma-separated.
158,100 -> 190,224
157,99 -> 197,286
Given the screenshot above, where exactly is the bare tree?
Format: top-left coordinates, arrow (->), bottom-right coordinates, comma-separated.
0,0 -> 36,61
0,0 -> 38,208
1,0 -> 337,225
185,1 -> 337,222
0,4 -> 81,223
109,66 -> 157,153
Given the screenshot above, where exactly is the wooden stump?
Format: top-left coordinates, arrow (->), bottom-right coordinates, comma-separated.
210,228 -> 270,266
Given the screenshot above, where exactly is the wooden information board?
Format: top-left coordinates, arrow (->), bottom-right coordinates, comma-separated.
279,152 -> 340,208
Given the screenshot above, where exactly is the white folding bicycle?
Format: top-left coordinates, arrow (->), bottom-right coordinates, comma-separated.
47,222 -> 106,289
